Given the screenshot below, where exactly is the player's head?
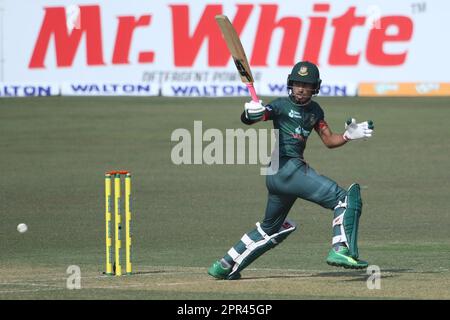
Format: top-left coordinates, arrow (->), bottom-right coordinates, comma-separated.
287,61 -> 322,105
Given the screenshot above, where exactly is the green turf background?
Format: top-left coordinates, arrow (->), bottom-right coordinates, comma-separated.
0,97 -> 449,299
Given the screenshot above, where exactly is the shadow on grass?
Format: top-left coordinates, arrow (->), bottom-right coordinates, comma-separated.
128,270 -> 171,275
101,270 -> 173,277
308,268 -> 416,282
237,268 -> 417,282
238,274 -> 314,281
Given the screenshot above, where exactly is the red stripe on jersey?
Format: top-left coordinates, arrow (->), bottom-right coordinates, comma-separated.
262,109 -> 271,121
314,120 -> 328,132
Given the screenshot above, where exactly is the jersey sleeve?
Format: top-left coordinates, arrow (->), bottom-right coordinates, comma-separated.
262,98 -> 281,121
313,104 -> 329,132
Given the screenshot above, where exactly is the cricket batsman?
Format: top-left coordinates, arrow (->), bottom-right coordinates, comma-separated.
208,61 -> 374,280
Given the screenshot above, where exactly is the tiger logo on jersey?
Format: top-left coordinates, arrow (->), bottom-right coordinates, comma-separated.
292,126 -> 311,141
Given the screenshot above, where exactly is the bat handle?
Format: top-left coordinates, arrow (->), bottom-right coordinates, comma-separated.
246,83 -> 259,102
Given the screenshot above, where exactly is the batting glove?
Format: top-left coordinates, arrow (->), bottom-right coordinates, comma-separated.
244,100 -> 265,121
343,118 -> 374,141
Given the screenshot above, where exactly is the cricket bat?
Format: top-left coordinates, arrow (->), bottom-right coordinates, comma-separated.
215,14 -> 259,102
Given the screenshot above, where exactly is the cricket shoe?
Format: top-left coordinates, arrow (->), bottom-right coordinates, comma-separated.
326,246 -> 368,269
207,261 -> 241,280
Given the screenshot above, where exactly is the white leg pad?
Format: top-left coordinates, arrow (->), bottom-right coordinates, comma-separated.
332,212 -> 348,246
241,234 -> 253,246
227,248 -> 239,260
230,219 -> 297,274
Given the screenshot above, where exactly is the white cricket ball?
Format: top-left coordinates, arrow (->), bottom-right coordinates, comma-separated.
17,223 -> 28,233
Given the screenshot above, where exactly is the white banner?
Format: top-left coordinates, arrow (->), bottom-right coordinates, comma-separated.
1,0 -> 449,96
0,82 -> 59,97
61,82 -> 159,96
162,81 -> 251,97
258,81 -> 357,97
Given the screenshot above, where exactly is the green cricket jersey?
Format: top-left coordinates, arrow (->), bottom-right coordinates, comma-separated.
264,97 -> 327,159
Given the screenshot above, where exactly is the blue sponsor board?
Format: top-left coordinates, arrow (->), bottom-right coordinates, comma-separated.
0,84 -> 58,97
62,83 -> 158,96
261,83 -> 357,97
163,83 -> 251,97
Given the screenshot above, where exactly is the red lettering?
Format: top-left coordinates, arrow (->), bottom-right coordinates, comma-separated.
251,5 -> 301,66
303,3 -> 330,65
329,7 -> 365,66
113,15 -> 152,64
366,16 -> 413,65
28,3 -> 413,69
170,4 -> 253,66
29,6 -> 104,68
139,52 -> 154,63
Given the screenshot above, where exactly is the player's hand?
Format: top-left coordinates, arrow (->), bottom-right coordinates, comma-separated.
343,118 -> 374,141
244,100 -> 265,121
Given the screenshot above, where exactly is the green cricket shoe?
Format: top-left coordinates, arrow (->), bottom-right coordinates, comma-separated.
326,246 -> 368,269
207,261 -> 241,280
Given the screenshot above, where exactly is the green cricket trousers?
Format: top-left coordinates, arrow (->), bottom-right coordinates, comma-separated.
262,157 -> 347,235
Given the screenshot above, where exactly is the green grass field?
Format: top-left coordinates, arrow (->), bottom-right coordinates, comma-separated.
0,96 -> 449,299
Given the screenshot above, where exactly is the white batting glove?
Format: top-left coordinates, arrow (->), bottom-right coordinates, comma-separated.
244,100 -> 265,121
343,118 -> 374,141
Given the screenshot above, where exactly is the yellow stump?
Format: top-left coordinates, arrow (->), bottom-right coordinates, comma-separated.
114,174 -> 122,276
104,174 -> 113,275
125,173 -> 132,275
105,170 -> 133,276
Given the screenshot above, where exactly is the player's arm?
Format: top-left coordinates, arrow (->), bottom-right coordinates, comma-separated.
316,118 -> 374,148
315,121 -> 347,148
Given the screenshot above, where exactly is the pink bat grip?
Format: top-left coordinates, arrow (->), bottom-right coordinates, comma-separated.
246,83 -> 259,102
